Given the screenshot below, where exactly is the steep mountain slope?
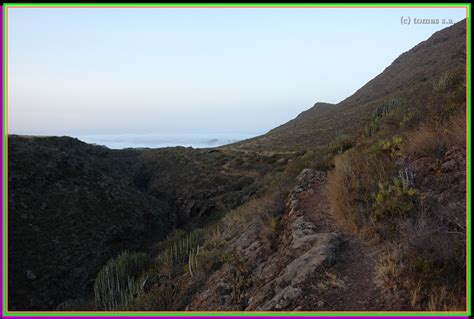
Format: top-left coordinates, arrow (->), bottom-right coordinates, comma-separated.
230,20 -> 466,151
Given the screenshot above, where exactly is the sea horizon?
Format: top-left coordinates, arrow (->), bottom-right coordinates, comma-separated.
8,132 -> 261,149
70,132 -> 261,149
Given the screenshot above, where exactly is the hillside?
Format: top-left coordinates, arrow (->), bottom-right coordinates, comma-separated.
7,20 -> 467,312
229,20 -> 466,151
8,136 -> 289,310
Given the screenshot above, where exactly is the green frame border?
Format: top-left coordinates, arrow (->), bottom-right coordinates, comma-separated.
1,3 -> 471,317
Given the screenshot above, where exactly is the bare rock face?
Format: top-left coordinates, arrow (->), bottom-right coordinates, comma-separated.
253,232 -> 339,311
285,233 -> 340,284
191,168 -> 340,311
248,169 -> 340,310
272,287 -> 303,310
189,264 -> 243,311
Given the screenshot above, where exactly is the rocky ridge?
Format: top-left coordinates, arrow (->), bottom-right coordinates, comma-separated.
190,169 -> 388,311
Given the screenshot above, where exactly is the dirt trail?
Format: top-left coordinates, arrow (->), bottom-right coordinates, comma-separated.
190,170 -> 409,311
295,178 -> 401,311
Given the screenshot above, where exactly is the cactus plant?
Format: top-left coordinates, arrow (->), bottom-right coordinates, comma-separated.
188,245 -> 200,277
155,229 -> 204,276
93,251 -> 152,310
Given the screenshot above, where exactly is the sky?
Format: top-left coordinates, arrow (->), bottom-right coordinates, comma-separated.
7,7 -> 467,136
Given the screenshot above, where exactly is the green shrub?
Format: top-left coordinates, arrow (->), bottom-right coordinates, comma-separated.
365,117 -> 381,136
372,98 -> 405,118
94,251 -> 152,310
284,148 -> 334,176
370,136 -> 402,159
372,176 -> 420,221
366,98 -> 405,136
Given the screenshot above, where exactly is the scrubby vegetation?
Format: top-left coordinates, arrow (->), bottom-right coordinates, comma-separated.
8,136 -> 289,310
326,69 -> 466,310
54,164 -> 298,311
94,251 -> 152,310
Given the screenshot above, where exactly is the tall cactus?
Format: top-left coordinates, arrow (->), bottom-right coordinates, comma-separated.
156,229 -> 204,276
94,251 -> 152,310
188,245 -> 200,277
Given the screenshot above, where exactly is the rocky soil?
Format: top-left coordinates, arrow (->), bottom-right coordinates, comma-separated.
190,169 -> 396,311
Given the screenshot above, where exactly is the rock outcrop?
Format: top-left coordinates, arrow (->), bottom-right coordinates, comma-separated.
190,169 -> 341,311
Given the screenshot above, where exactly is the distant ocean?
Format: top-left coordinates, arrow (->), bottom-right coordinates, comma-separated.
73,133 -> 260,149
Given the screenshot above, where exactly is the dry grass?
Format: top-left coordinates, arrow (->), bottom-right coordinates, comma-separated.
326,149 -> 393,232
402,111 -> 466,157
374,250 -> 402,291
327,108 -> 466,311
376,242 -> 465,311
207,226 -> 226,249
259,213 -> 282,250
220,171 -> 290,238
221,192 -> 280,234
427,286 -> 465,311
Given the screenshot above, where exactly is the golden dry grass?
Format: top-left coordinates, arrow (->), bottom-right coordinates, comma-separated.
402,111 -> 466,157
326,109 -> 466,311
326,149 -> 393,232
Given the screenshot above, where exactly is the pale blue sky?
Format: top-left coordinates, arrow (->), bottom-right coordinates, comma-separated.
8,7 -> 467,135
